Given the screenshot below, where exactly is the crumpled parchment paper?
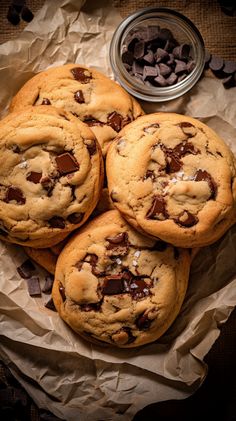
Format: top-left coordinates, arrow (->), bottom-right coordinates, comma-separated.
0,1 -> 236,420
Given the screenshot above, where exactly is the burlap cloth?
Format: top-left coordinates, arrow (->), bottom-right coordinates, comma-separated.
0,1 -> 235,420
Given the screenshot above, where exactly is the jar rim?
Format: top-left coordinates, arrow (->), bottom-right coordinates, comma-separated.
109,7 -> 205,102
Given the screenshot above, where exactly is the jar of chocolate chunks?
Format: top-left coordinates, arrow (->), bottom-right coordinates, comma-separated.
110,7 -> 205,102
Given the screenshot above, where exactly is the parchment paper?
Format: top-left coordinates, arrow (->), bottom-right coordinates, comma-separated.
0,1 -> 236,420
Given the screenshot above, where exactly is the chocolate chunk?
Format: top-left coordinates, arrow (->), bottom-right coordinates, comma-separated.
122,326 -> 136,344
179,122 -> 194,128
4,187 -> 25,205
71,67 -> 91,83
173,44 -> 190,60
154,75 -> 168,87
175,60 -> 187,75
41,98 -> 51,105
223,60 -> 236,75
48,216 -> 65,229
107,112 -> 123,132
130,279 -> 150,299
55,152 -> 79,175
223,74 -> 236,89
12,144 -> 21,153
122,50 -> 134,66
146,25 -> 160,41
106,232 -> 128,245
166,152 -> 182,173
143,65 -> 158,80
166,72 -> 178,85
21,5 -> 34,22
80,302 -> 101,312
126,36 -> 140,52
133,41 -> 145,59
136,312 -> 152,330
132,60 -> 144,74
44,298 -> 57,311
187,60 -> 195,73
158,27 -> 174,42
106,232 -> 129,256
27,276 -> 41,297
155,48 -> 169,62
158,63 -> 171,76
174,141 -> 199,157
84,115 -> 104,126
146,195 -> 168,219
67,212 -> 84,224
102,275 -> 125,295
175,210 -> 198,227
195,169 -> 217,199
7,5 -> 20,25
166,53 -> 175,65
74,90 -> 85,104
17,259 -> 36,279
83,138 -> 97,156
153,240 -> 167,251
26,171 -> 42,184
59,282 -> 66,302
143,50 -> 155,64
84,253 -> 98,267
209,55 -> 224,72
42,275 -> 54,294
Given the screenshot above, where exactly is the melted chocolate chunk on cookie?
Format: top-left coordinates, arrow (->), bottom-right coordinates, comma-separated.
74,90 -> 85,104
102,270 -> 151,300
83,139 -> 97,156
67,212 -> 84,224
144,123 -> 160,133
106,232 -> 129,256
48,216 -> 65,229
11,144 -> 21,153
71,67 -> 92,83
146,195 -> 168,220
4,187 -> 26,205
143,170 -> 156,180
136,312 -> 152,330
41,98 -> 51,105
175,210 -> 198,227
83,115 -> 105,127
195,169 -> 217,199
40,176 -> 55,196
179,122 -> 194,128
107,112 -> 131,132
122,326 -> 136,344
26,171 -> 42,184
130,278 -> 150,299
80,302 -> 101,312
56,152 -> 79,175
59,282 -> 66,302
174,140 -> 199,157
165,152 -> 182,173
102,275 -> 125,295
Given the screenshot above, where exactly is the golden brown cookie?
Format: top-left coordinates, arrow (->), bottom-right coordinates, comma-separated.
106,113 -> 236,248
52,210 -> 190,348
10,64 -> 144,156
0,106 -> 103,247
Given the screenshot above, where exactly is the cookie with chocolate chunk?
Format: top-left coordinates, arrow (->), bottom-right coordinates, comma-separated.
10,64 -> 144,156
0,106 -> 103,247
106,113 -> 236,248
52,210 -> 190,348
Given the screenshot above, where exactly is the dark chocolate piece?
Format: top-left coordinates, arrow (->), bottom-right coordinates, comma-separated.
17,259 -> 36,279
106,232 -> 129,256
71,67 -> 91,83
67,212 -> 84,224
132,60 -> 144,74
41,98 -> 51,105
209,55 -> 224,72
166,152 -> 182,173
130,278 -> 150,299
223,60 -> 236,75
146,25 -> 160,41
26,171 -> 42,184
175,60 -> 187,75
143,169 -> 155,180
174,140 -> 199,157
21,5 -> 34,22
136,312 -> 152,330
122,326 -> 136,344
107,112 -> 123,132
122,50 -> 134,66
5,187 -> 26,205
175,210 -> 198,227
154,75 -> 168,87
84,138 -> 97,156
44,297 -> 57,311
143,50 -> 155,64
143,65 -> 158,80
42,275 -> 54,294
27,276 -> 41,297
223,74 -> 236,89
155,48 -> 169,62
173,44 -> 190,60
166,72 -> 178,85
106,232 -> 128,245
74,90 -> 85,104
158,63 -> 171,76
102,275 -> 125,295
48,216 -> 65,229
133,41 -> 145,59
7,5 -> 20,25
146,195 -> 168,219
59,282 -> 66,302
195,169 -> 217,199
55,152 -> 79,175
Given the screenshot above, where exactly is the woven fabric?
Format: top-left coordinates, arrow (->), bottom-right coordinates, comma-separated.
0,0 -> 236,59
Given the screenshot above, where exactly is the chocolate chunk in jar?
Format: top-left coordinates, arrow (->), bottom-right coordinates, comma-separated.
55,152 -> 79,175
26,171 -> 42,184
71,67 -> 92,83
146,195 -> 168,220
48,216 -> 65,229
4,186 -> 26,205
17,259 -> 36,279
175,210 -> 199,227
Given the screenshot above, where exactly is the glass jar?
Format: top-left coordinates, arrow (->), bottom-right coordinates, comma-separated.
109,7 -> 205,102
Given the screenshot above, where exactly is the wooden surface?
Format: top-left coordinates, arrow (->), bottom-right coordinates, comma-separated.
0,1 -> 236,420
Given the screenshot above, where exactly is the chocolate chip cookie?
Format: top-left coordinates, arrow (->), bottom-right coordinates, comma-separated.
0,106 -> 103,247
52,210 -> 190,348
106,113 -> 236,248
10,64 -> 144,156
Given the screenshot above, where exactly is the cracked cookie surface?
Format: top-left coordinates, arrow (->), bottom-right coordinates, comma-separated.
0,106 -> 103,247
52,210 -> 190,348
106,113 -> 236,248
10,64 -> 144,156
